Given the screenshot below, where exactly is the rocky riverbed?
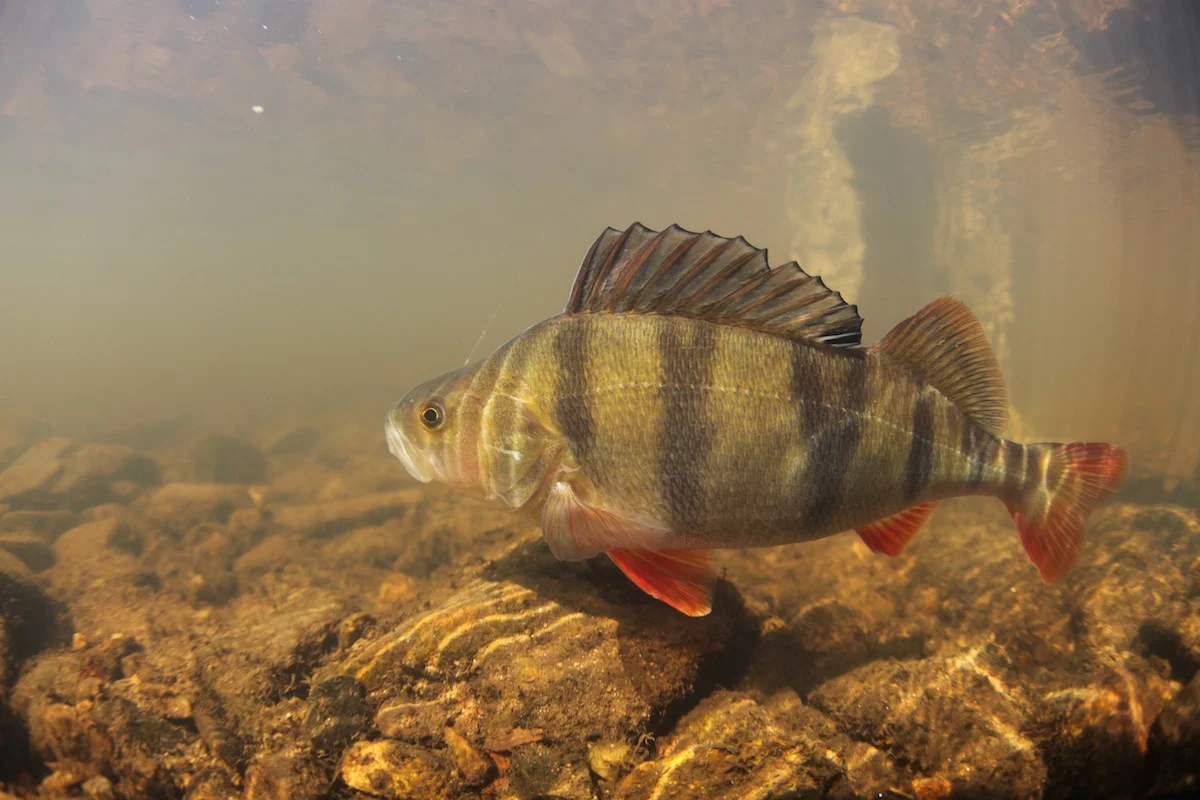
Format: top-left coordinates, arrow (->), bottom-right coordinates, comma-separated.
0,412 -> 1198,799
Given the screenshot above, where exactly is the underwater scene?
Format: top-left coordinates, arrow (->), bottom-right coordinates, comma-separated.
2,1 -> 1199,798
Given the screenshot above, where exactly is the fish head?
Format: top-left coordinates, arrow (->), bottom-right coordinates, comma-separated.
386,364 -> 483,490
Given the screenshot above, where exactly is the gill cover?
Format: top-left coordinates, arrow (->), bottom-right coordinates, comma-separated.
477,375 -> 565,510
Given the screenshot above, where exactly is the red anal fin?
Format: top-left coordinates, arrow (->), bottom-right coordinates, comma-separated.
856,501 -> 939,556
606,548 -> 717,617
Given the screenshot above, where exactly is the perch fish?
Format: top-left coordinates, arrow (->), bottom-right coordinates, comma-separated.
386,223 -> 1128,616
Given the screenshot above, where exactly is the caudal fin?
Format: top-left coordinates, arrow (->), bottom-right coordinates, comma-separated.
1006,442 -> 1128,581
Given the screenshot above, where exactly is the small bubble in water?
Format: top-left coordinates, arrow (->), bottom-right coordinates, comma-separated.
252,105 -> 264,114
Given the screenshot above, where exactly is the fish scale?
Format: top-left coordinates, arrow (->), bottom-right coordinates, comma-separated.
386,222 -> 1128,616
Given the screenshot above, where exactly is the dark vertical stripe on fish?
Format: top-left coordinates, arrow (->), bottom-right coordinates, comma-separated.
1024,445 -> 1046,495
798,349 -> 869,530
791,343 -> 826,437
903,389 -> 937,502
1002,442 -> 1027,501
553,321 -> 594,467
658,321 -> 716,530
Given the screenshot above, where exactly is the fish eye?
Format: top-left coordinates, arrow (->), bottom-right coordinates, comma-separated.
420,402 -> 444,430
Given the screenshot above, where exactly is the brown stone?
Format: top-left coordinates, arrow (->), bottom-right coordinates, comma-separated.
0,437 -> 71,501
443,726 -> 493,786
339,740 -> 458,799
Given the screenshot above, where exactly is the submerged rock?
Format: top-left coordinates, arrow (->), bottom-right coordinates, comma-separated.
808,647 -> 1048,797
138,483 -> 254,533
304,675 -> 371,755
271,490 -> 419,539
0,439 -> 160,511
243,747 -> 328,800
0,409 -> 1194,800
0,438 -> 72,504
192,435 -> 268,485
0,510 -> 78,540
613,690 -> 895,799
1147,672 -> 1200,797
0,556 -> 57,692
0,533 -> 54,572
1035,666 -> 1176,800
340,739 -> 458,799
321,541 -> 757,796
267,426 -> 323,457
51,444 -> 161,509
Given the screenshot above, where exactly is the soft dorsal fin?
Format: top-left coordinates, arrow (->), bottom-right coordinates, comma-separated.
870,296 -> 1009,436
565,223 -> 863,348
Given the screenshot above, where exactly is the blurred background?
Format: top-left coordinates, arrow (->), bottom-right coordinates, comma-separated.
0,0 -> 1197,487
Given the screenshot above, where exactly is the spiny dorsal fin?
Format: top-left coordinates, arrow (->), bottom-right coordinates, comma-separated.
871,296 -> 1009,436
565,223 -> 863,348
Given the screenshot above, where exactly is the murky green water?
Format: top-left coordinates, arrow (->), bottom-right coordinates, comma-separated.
1,2 -> 1199,797
1,1 -> 1195,477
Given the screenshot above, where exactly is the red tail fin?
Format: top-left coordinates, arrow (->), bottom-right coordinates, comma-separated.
1006,442 -> 1128,581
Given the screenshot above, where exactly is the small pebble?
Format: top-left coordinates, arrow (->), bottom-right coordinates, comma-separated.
166,695 -> 193,721
81,775 -> 115,800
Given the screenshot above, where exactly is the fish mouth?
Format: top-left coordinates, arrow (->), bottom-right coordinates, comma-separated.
385,411 -> 434,484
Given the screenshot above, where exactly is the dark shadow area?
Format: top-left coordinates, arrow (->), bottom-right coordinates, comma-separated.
0,701 -> 46,790
0,571 -> 64,787
1145,673 -> 1200,799
837,103 -> 940,333
1136,620 -> 1200,684
1069,0 -> 1200,148
745,612 -> 928,701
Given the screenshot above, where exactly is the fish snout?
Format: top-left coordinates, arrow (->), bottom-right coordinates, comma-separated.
385,401 -> 435,483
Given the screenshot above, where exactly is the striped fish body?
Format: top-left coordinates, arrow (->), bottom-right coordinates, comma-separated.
387,223 -> 1127,616
480,313 -> 996,550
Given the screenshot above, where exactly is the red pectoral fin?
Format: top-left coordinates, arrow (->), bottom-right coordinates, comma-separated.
606,548 -> 717,617
856,501 -> 939,556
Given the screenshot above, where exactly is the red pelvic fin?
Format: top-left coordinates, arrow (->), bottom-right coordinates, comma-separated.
540,479 -> 670,561
606,548 -> 717,617
856,501 -> 939,556
1007,441 -> 1128,581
